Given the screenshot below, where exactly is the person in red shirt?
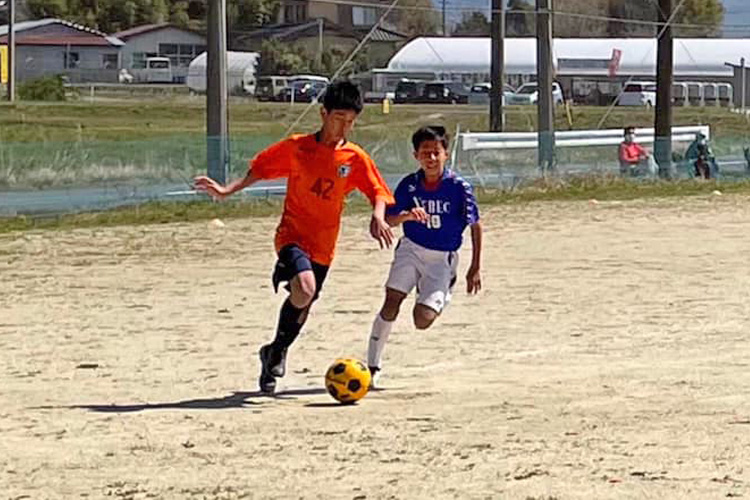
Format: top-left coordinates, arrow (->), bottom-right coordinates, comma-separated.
619,126 -> 657,177
194,81 -> 395,394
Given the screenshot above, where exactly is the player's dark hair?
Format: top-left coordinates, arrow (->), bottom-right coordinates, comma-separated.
624,126 -> 636,135
412,126 -> 449,151
322,80 -> 363,114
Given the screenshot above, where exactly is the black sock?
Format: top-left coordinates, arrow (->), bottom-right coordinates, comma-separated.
271,299 -> 309,350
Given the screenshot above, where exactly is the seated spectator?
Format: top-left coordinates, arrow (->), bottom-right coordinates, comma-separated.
619,126 -> 658,177
685,132 -> 718,179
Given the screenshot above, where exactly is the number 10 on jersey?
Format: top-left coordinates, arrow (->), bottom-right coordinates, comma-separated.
425,214 -> 441,229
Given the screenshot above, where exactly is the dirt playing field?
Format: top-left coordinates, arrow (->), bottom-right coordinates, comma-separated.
2,194 -> 750,499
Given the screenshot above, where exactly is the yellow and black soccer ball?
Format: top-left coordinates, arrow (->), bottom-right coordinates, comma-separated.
325,358 -> 372,404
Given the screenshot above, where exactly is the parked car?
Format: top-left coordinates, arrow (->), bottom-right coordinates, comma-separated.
468,82 -> 516,105
394,79 -> 425,104
506,82 -> 564,105
144,57 -> 173,83
617,81 -> 657,107
421,81 -> 470,104
256,76 -> 289,101
288,74 -> 329,85
281,80 -> 328,103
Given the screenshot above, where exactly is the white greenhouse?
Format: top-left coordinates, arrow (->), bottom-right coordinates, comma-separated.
186,51 -> 260,95
372,37 -> 750,105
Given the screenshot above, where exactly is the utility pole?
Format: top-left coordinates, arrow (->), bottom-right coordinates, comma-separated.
654,0 -> 674,178
206,0 -> 228,184
317,18 -> 323,71
490,0 -> 505,131
7,0 -> 14,102
536,0 -> 555,173
741,57 -> 746,112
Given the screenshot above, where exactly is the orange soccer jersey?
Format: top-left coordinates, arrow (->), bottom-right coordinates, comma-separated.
250,134 -> 394,266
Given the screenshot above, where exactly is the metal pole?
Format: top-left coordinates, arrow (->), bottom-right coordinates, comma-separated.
654,0 -> 674,178
741,57 -> 746,112
206,0 -> 228,185
7,0 -> 15,102
536,0 -> 555,173
490,0 -> 505,131
318,18 -> 323,71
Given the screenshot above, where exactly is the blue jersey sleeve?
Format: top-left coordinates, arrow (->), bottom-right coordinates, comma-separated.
460,179 -> 480,225
386,177 -> 414,216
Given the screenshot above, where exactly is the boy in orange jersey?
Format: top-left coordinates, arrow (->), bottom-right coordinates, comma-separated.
194,81 -> 395,394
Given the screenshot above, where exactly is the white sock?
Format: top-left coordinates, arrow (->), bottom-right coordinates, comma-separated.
367,314 -> 394,370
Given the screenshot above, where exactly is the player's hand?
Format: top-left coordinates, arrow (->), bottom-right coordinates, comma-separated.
466,265 -> 481,294
370,215 -> 394,249
194,176 -> 228,200
407,207 -> 429,224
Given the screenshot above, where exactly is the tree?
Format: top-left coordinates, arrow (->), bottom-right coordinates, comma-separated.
229,0 -> 279,29
26,0 -> 68,18
452,11 -> 490,36
674,0 -> 724,37
259,40 -> 310,75
387,0 -> 440,38
554,0 -> 611,37
606,0 -> 657,37
506,0 -> 534,36
170,0 -> 190,28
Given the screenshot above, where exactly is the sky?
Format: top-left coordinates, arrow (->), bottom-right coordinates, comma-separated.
722,0 -> 750,37
436,0 -> 750,37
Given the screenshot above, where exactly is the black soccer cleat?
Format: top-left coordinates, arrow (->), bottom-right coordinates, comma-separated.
259,344 -> 288,394
258,345 -> 277,394
261,344 -> 288,378
259,368 -> 276,394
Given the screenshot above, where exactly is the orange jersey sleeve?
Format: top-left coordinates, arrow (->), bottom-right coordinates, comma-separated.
250,137 -> 299,180
345,148 -> 395,206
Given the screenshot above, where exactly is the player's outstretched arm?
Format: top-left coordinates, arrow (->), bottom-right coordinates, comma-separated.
193,170 -> 259,200
466,221 -> 483,294
370,199 -> 395,249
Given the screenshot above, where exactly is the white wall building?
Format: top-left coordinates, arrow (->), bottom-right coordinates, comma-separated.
115,23 -> 206,83
374,37 -> 750,104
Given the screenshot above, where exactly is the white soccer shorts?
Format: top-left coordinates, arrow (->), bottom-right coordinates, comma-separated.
385,237 -> 459,314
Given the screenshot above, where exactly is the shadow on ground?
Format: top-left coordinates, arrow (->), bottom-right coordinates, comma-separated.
49,388 -> 329,413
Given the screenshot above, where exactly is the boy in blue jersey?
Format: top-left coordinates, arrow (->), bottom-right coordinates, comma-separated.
367,126 -> 483,387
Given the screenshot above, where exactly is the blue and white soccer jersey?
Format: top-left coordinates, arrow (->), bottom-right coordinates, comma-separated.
385,169 -> 480,313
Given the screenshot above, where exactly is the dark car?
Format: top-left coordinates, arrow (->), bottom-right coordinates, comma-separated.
394,79 -> 425,104
421,81 -> 470,104
281,80 -> 327,103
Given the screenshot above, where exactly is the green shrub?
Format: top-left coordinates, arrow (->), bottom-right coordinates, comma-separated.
17,75 -> 67,101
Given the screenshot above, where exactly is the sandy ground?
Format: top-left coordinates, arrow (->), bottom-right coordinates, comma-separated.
2,195 -> 750,500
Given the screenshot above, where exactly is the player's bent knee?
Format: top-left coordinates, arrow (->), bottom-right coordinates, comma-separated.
381,288 -> 407,321
290,271 -> 317,307
413,305 -> 438,330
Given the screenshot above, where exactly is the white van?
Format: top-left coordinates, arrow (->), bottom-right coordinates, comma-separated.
144,57 -> 173,83
618,81 -> 657,107
256,76 -> 289,101
506,82 -> 564,105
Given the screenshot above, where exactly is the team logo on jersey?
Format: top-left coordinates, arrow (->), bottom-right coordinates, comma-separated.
408,184 -> 416,193
337,165 -> 352,178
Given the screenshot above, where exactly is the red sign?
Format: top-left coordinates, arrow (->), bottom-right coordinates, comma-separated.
608,49 -> 622,78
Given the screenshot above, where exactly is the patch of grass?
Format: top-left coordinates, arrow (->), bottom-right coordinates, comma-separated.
2,176 -> 749,235
1,102 -> 749,189
477,175 -> 750,204
0,198 -> 285,235
0,101 -> 748,143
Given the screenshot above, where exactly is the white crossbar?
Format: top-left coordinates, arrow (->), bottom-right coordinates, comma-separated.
461,126 -> 710,151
